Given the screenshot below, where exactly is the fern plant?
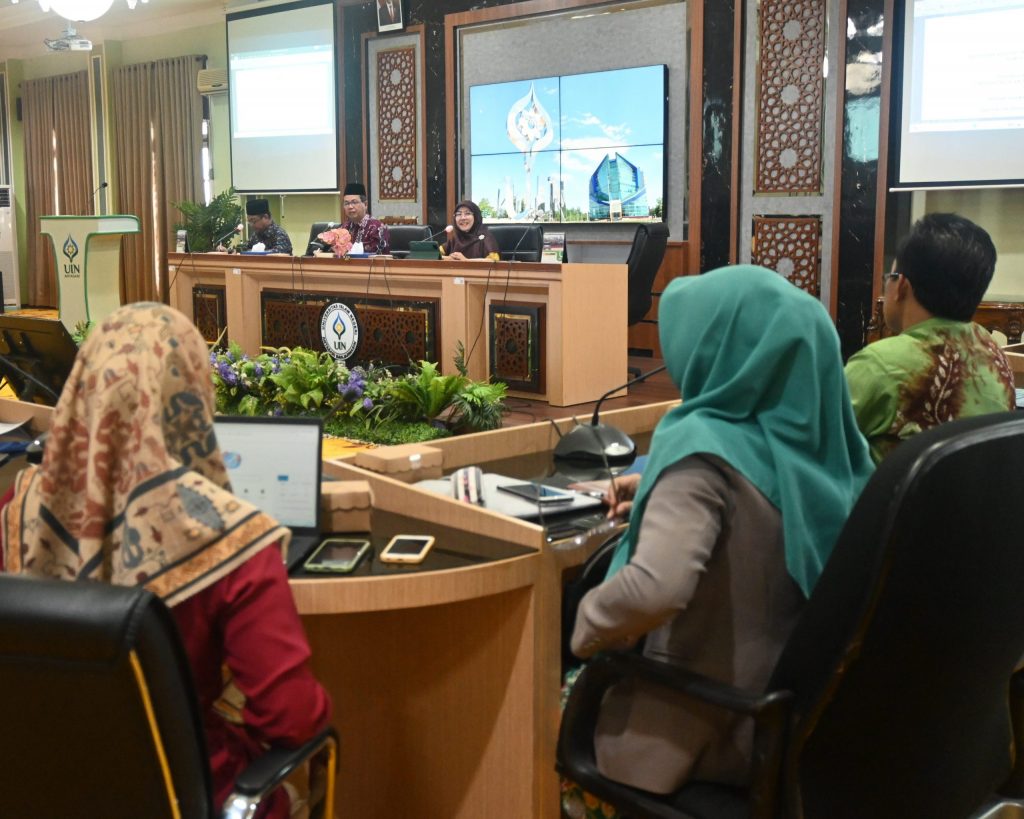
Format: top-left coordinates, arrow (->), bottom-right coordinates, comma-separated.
174,187 -> 244,252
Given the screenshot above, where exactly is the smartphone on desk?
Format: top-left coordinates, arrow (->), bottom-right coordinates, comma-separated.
497,483 -> 576,504
303,538 -> 371,574
379,534 -> 436,564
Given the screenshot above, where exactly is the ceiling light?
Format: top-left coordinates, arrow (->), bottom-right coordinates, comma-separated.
48,0 -> 115,21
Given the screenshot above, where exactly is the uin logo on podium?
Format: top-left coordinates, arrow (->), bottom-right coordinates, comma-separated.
320,302 -> 360,360
61,235 -> 81,279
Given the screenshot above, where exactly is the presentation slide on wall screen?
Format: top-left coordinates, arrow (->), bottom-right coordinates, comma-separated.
895,0 -> 1024,186
227,0 -> 338,192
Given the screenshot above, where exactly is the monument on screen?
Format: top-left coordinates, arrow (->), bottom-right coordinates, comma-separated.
39,215 -> 140,335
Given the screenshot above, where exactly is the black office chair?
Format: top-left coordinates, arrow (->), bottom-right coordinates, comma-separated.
305,220 -> 341,255
489,224 -> 544,262
387,224 -> 433,258
0,574 -> 338,819
559,412 -> 1024,819
625,222 -> 669,376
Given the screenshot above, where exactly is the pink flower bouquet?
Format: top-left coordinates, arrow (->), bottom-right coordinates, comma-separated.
317,226 -> 353,257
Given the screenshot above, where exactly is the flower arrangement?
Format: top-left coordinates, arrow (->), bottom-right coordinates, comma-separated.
210,342 -> 507,445
316,226 -> 353,257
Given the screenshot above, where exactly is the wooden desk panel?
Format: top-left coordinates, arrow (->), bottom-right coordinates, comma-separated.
167,254 -> 627,406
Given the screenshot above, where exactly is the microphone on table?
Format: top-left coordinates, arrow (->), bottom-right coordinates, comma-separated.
553,364 -> 668,467
427,225 -> 453,242
214,223 -> 243,251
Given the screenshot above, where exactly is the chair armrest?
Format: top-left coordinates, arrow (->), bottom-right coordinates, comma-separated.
225,727 -> 338,812
999,667 -> 1024,797
558,653 -> 792,819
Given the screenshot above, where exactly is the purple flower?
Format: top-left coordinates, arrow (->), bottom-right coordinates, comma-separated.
217,362 -> 238,386
253,363 -> 265,378
362,397 -> 373,410
272,406 -> 283,417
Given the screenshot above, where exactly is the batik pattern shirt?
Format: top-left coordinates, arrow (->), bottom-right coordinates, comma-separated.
241,221 -> 293,254
845,317 -> 1015,463
342,215 -> 390,254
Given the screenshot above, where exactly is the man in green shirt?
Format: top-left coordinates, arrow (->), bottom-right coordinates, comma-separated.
845,213 -> 1015,464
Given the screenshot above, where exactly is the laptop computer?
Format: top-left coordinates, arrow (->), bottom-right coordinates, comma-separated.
214,416 -> 323,571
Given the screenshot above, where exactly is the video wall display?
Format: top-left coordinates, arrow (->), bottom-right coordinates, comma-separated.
468,65 -> 667,223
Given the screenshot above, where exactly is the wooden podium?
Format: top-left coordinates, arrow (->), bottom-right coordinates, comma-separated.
39,215 -> 139,334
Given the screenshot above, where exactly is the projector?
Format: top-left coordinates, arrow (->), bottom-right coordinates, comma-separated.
44,27 -> 93,52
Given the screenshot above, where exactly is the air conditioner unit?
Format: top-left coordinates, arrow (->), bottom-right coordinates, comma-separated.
0,185 -> 20,307
197,68 -> 228,95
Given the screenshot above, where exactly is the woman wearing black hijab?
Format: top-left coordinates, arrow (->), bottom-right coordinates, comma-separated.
442,200 -> 500,261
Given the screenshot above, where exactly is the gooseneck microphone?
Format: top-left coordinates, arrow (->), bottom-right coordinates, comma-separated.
214,223 -> 243,250
91,181 -> 108,199
553,364 -> 668,466
427,224 -> 454,242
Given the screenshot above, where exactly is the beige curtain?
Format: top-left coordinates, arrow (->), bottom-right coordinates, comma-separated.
112,55 -> 204,303
23,71 -> 92,307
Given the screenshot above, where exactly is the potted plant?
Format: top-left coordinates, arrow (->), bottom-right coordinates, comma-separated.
173,187 -> 244,252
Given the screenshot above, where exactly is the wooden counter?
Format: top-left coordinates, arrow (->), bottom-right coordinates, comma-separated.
167,253 -> 627,406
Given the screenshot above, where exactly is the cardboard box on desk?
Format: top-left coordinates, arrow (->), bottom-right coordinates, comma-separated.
320,480 -> 373,532
1003,343 -> 1024,387
353,443 -> 443,483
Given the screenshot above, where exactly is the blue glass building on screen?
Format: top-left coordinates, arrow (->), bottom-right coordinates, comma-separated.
588,152 -> 650,220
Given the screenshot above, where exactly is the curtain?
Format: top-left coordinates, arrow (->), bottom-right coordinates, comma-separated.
22,71 -> 92,307
112,55 -> 204,304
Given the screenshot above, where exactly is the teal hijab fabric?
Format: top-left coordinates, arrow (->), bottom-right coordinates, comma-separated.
607,265 -> 874,596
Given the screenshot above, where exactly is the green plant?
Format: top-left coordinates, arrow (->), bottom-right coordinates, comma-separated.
71,320 -> 94,346
209,344 -> 507,444
174,187 -> 244,252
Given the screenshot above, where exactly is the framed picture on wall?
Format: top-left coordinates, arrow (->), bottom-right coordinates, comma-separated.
376,0 -> 403,33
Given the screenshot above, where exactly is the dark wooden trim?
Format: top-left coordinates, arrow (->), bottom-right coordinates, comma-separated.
829,0 -> 850,318
336,9 -> 346,192
360,28 -> 372,191
687,0 -> 704,275
413,23 -> 428,225
873,0 -> 896,302
729,0 -> 742,263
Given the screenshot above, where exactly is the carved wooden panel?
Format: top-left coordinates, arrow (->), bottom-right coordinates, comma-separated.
751,216 -> 822,296
260,291 -> 437,365
262,298 -> 327,350
376,47 -> 417,201
755,0 -> 825,193
192,285 -> 226,344
490,304 -> 544,393
358,303 -> 431,363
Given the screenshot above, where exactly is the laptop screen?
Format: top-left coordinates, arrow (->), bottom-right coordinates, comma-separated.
213,417 -> 323,533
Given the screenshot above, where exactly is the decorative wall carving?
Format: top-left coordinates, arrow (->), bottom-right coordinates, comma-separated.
755,0 -> 826,193
751,216 -> 822,295
375,46 -> 418,201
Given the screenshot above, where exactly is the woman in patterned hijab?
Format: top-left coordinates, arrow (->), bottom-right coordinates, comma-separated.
3,302 -> 287,600
2,302 -> 330,818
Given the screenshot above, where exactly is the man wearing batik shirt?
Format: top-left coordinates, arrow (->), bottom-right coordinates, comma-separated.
845,213 -> 1015,464
340,182 -> 390,254
239,198 -> 293,254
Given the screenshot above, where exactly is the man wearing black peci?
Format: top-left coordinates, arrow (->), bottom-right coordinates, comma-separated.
238,198 -> 292,255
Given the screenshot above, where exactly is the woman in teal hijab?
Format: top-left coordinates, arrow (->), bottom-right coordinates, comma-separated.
566,265 -> 873,807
